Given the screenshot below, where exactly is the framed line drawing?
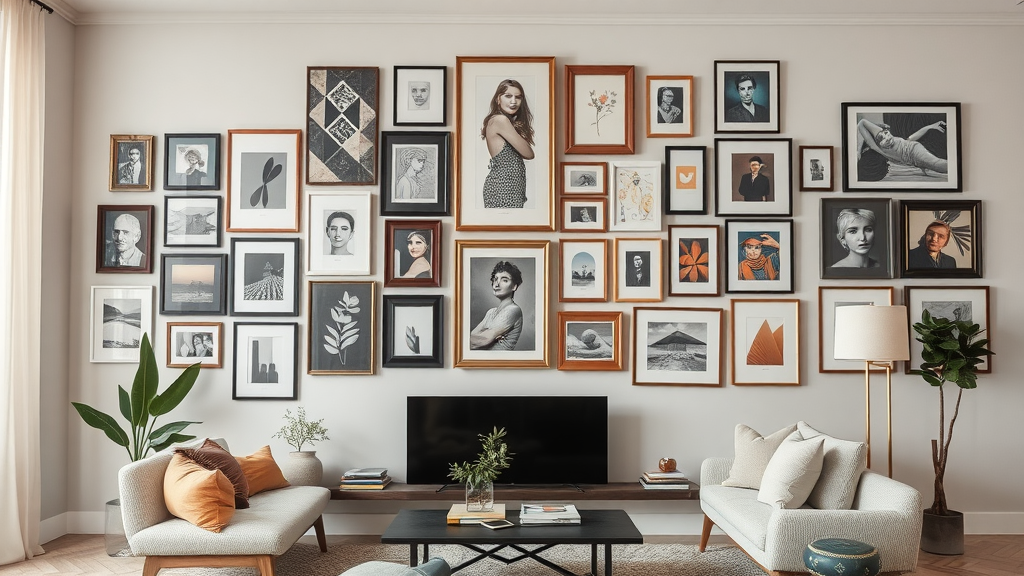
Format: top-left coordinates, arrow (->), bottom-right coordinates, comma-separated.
230,238 -> 300,316
633,307 -> 724,386
306,192 -> 372,276
818,287 -> 894,373
560,238 -> 608,303
384,219 -> 441,288
380,131 -> 451,216
560,161 -> 608,195
560,196 -> 607,233
820,197 -> 893,280
226,129 -> 301,232
382,294 -> 444,368
799,145 -> 833,191
565,64 -> 634,154
306,66 -> 379,185
394,65 -> 447,126
164,196 -> 221,247
109,134 -> 154,191
609,161 -> 661,232
557,311 -> 623,371
90,286 -> 153,363
232,322 -> 298,400
308,281 -> 376,375
664,146 -> 707,215
905,285 -> 991,374
725,219 -> 794,294
613,237 -> 662,303
730,298 -> 800,386
164,133 -> 220,190
646,75 -> 694,138
714,60 -> 780,134
669,224 -> 720,297
159,254 -> 228,316
898,199 -> 982,279
167,322 -> 224,368
714,138 -> 792,217
96,204 -> 154,274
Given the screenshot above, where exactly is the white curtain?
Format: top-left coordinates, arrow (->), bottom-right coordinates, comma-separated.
0,0 -> 45,565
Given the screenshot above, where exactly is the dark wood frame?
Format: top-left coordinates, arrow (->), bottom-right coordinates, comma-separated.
307,281 -> 376,375
559,238 -> 608,303
632,306 -> 724,386
664,146 -> 707,215
382,294 -> 444,368
163,195 -> 222,247
306,66 -> 379,185
393,65 -> 447,127
820,197 -> 893,280
163,133 -> 221,191
817,287 -> 894,374
646,75 -> 694,138
159,254 -> 228,315
668,224 -> 721,297
383,219 -> 442,288
799,145 -> 834,191
229,238 -> 300,316
714,60 -> 780,134
166,322 -> 224,368
560,161 -> 608,195
898,199 -> 982,278
557,311 -> 623,371
565,64 -> 635,154
109,134 -> 154,191
904,285 -> 991,374
725,219 -> 795,294
95,204 -> 154,273
560,196 -> 607,233
714,138 -> 793,217
232,322 -> 299,399
379,131 -> 451,216
226,129 -> 302,232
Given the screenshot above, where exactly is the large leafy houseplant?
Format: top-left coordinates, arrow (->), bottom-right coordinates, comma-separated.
448,426 -> 513,486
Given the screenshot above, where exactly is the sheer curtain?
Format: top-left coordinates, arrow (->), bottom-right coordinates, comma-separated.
0,0 -> 45,565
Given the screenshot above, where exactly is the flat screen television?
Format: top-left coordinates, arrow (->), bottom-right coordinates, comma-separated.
407,396 -> 608,485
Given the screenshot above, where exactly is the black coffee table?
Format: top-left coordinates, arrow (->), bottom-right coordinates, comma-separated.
380,509 -> 643,576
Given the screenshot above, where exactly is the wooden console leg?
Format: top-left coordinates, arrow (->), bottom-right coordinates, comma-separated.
698,514 -> 714,552
313,515 -> 327,552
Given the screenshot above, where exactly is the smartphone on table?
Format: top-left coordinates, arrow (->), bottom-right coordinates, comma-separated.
480,519 -> 515,530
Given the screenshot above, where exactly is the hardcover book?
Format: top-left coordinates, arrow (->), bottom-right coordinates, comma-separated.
519,503 -> 581,525
446,503 -> 506,525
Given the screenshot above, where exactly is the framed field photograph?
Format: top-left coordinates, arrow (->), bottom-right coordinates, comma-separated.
164,196 -> 221,247
609,161 -> 661,232
820,197 -> 893,280
232,322 -> 298,400
382,294 -> 444,368
109,134 -> 154,191
614,238 -> 662,303
394,65 -> 447,126
226,129 -> 301,232
841,102 -> 962,192
96,204 -> 153,273
669,225 -> 720,297
560,238 -> 608,303
560,161 -> 607,195
899,199 -> 982,279
164,133 -> 220,190
730,299 -> 800,386
308,281 -> 376,375
90,286 -> 153,363
714,138 -> 792,217
646,75 -> 694,138
565,65 -> 634,154
799,145 -> 833,191
725,219 -> 794,294
380,131 -> 451,216
632,307 -> 724,386
818,287 -> 894,373
454,240 -> 550,368
230,238 -> 300,316
384,219 -> 441,288
455,56 -> 555,231
664,146 -> 707,215
306,192 -> 372,276
714,60 -> 780,134
306,66 -> 379,185
557,311 -> 623,371
560,196 -> 607,233
167,322 -> 223,368
160,254 -> 227,315
905,285 -> 991,374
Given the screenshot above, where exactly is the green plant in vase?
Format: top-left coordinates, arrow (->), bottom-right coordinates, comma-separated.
448,426 -> 513,512
273,407 -> 330,486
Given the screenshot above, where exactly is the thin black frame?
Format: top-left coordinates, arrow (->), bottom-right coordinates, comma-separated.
380,131 -> 451,216
163,133 -> 221,190
725,219 -> 795,294
819,197 -> 893,280
664,146 -> 707,215
898,199 -> 982,279
714,60 -> 781,134
714,138 -> 793,217
232,322 -> 298,400
799,145 -> 834,191
229,238 -> 301,316
393,65 -> 447,127
96,204 -> 154,274
160,254 -> 228,315
163,195 -> 222,247
382,294 -> 444,368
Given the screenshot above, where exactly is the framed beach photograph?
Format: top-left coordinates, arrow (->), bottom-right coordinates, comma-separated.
714,138 -> 792,217
226,129 -> 301,232
799,145 -> 833,191
725,219 -> 794,294
905,285 -> 991,374
380,131 -> 451,216
308,281 -> 376,375
714,60 -> 780,134
159,254 -> 227,316
164,133 -> 220,190
818,287 -> 894,373
232,322 -> 298,400
455,56 -> 555,231
646,75 -> 694,138
560,197 -> 607,233
90,286 -> 153,363
167,322 -> 224,368
730,299 -> 800,386
96,205 -> 153,274
898,199 -> 982,279
609,161 -> 661,232
394,65 -> 447,126
383,294 -> 444,368
664,146 -> 707,215
565,65 -> 634,154
306,66 -> 379,185
669,225 -> 720,297
164,196 -> 221,247
384,219 -> 441,288
841,102 -> 962,192
306,192 -> 372,276
230,238 -> 300,316
560,239 -> 608,303
560,161 -> 608,195
454,240 -> 550,368
614,238 -> 662,303
820,197 -> 893,279
633,307 -> 724,387
109,134 -> 154,191
557,311 -> 623,371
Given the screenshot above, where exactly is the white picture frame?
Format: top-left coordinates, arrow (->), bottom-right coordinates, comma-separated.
609,161 -> 661,233
307,192 -> 372,276
90,286 -> 154,363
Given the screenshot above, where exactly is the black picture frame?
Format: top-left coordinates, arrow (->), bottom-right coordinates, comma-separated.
164,195 -> 222,247
96,204 -> 154,273
232,322 -> 298,400
229,238 -> 301,316
308,281 -> 376,375
163,133 -> 221,190
393,65 -> 447,126
382,294 -> 444,368
898,199 -> 982,279
819,198 -> 893,280
663,146 -> 707,215
160,254 -> 228,315
380,131 -> 451,216
714,138 -> 793,217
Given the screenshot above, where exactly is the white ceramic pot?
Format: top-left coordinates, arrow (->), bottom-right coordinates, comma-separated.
281,451 -> 324,486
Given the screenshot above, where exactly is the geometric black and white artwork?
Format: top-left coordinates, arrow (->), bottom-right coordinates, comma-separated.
307,66 -> 379,185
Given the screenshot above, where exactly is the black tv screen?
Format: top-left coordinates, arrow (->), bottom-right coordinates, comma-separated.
407,396 -> 608,485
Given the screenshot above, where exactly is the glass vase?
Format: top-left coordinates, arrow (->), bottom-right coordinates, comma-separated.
465,479 -> 494,512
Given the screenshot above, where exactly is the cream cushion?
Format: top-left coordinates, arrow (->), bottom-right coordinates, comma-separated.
721,423 -> 798,489
757,430 -> 825,509
798,421 -> 868,509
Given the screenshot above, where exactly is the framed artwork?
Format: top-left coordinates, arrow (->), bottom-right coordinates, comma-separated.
109,134 -> 154,191
632,307 -> 724,387
232,322 -> 298,400
159,254 -> 228,315
89,286 -> 153,363
164,196 -> 221,247
230,238 -> 300,316
163,133 -> 220,190
559,239 -> 608,303
560,197 -> 607,233
455,56 -> 555,231
565,65 -> 634,154
714,138 -> 792,217
898,199 -> 982,279
646,75 -> 694,138
306,192 -> 372,276
818,287 -> 894,373
905,286 -> 991,374
841,102 -> 962,192
609,161 -> 661,232
379,131 -> 451,216
714,60 -> 780,134
306,66 -> 379,185
725,219 -> 794,294
560,162 -> 608,195
730,299 -> 800,386
668,225 -> 720,297
167,322 -> 224,368
454,240 -> 550,368
382,294 -> 444,368
394,65 -> 447,126
613,237 -> 662,303
820,197 -> 893,279
557,311 -> 623,371
799,145 -> 833,191
226,129 -> 301,232
664,146 -> 707,215
308,281 -> 376,375
384,219 -> 441,288
96,204 -> 154,273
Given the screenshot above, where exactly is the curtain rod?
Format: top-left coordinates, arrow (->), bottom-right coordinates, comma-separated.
30,0 -> 54,14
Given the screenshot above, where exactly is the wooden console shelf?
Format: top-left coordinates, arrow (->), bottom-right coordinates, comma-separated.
330,482 -> 699,501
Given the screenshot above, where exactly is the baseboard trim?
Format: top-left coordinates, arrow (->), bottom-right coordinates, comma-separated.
40,513 -> 68,544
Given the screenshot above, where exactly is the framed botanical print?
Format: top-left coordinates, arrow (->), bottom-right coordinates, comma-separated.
109,134 -> 154,191
898,199 -> 982,279
609,161 -> 661,232
167,322 -> 224,368
164,133 -> 220,190
633,307 -> 724,386
308,281 -> 376,375
730,299 -> 800,386
614,238 -> 662,303
664,146 -> 707,215
559,238 -> 608,303
164,196 -> 221,247
380,131 -> 451,216
384,219 -> 441,288
905,285 -> 991,374
565,65 -> 634,154
382,294 -> 444,368
226,129 -> 301,232
394,65 -> 447,126
232,322 -> 298,399
669,225 -> 720,297
560,197 -> 607,233
306,192 -> 372,276
230,238 -> 300,316
160,254 -> 228,315
818,287 -> 894,373
714,138 -> 792,217
90,286 -> 153,363
560,161 -> 608,195
714,60 -> 780,134
799,145 -> 833,191
820,197 -> 893,279
557,311 -> 623,371
96,205 -> 154,273
725,219 -> 794,294
646,75 -> 694,138
455,56 -> 555,231
306,66 -> 379,185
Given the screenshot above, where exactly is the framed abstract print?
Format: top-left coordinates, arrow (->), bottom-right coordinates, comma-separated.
565,65 -> 634,154
382,294 -> 444,368
632,307 -> 724,387
817,287 -> 894,373
96,205 -> 154,274
799,145 -> 833,191
394,65 -> 447,126
905,285 -> 991,374
380,131 -> 451,216
306,192 -> 372,276
646,75 -> 694,138
613,238 -> 662,303
820,197 -> 893,280
609,161 -> 661,232
560,197 -> 607,233
164,133 -> 220,190
226,129 -> 301,232
164,196 -> 221,247
167,322 -> 224,368
232,322 -> 298,400
306,66 -> 379,185
557,311 -> 623,371
559,238 -> 608,303
560,161 -> 608,195
669,225 -> 720,297
898,199 -> 981,279
714,138 -> 792,217
664,146 -> 707,215
714,60 -> 780,134
229,238 -> 300,316
308,281 -> 376,375
384,219 -> 441,288
90,286 -> 153,363
725,219 -> 794,294
730,299 -> 800,386
159,254 -> 228,315
109,134 -> 154,191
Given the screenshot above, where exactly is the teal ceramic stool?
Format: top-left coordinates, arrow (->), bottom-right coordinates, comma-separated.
804,538 -> 881,576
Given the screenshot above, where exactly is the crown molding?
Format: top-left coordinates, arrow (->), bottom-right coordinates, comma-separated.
45,0 -> 80,24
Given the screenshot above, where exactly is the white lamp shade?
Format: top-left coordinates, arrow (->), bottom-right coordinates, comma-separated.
833,305 -> 910,361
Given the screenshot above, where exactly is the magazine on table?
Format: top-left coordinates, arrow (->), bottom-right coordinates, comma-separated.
519,504 -> 581,525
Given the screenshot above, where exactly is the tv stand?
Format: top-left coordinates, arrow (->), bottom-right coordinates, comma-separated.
331,482 -> 698,501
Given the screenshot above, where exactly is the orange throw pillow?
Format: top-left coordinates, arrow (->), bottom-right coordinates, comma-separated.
177,438 -> 250,509
235,445 -> 291,495
164,453 -> 235,532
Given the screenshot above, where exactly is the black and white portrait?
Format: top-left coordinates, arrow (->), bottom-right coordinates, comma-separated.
570,206 -> 597,223
117,142 -> 146,185
820,198 -> 892,280
468,256 -> 537,352
655,86 -> 684,124
97,205 -> 153,273
323,209 -> 357,256
391,144 -> 439,203
564,321 -> 614,361
408,81 -> 431,111
394,66 -> 446,126
624,251 -> 650,287
307,192 -> 372,276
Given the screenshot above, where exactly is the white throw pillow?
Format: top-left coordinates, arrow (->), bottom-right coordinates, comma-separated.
721,423 -> 798,489
757,430 -> 825,509
797,421 -> 868,509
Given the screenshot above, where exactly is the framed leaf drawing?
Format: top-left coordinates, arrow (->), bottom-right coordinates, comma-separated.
565,65 -> 634,154
306,66 -> 379,185
730,298 -> 800,386
818,287 -> 894,373
609,161 -> 661,233
226,129 -> 301,232
669,225 -> 720,297
632,307 -> 724,386
308,281 -> 376,375
646,75 -> 693,138
557,311 -> 623,371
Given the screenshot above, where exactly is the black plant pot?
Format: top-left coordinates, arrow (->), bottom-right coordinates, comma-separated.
920,509 -> 964,555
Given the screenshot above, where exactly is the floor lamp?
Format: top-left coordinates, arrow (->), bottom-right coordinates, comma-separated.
833,305 -> 909,478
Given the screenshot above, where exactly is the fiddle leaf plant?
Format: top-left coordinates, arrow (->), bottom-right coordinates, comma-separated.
448,426 -> 513,486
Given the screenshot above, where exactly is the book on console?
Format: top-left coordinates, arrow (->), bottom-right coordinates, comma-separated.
642,470 -> 688,481
340,477 -> 390,485
446,503 -> 506,525
639,477 -> 690,490
339,476 -> 392,490
519,503 -> 581,525
342,467 -> 388,479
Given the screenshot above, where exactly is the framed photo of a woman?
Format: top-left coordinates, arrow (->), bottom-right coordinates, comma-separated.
817,287 -> 894,373
565,65 -> 635,154
164,133 -> 220,190
560,239 -> 608,303
664,146 -> 707,215
394,65 -> 446,127
714,138 -> 792,217
306,192 -> 372,276
730,299 -> 800,386
454,240 -> 550,368
226,129 -> 301,232
613,238 -> 662,303
557,311 -> 623,371
669,225 -> 720,297
109,134 -> 154,191
633,307 -> 724,386
383,294 -> 444,368
714,60 -> 780,134
646,75 -> 693,138
725,219 -> 794,294
455,56 -> 555,231
380,131 -> 451,216
308,281 -> 376,375
905,285 -> 991,374
820,198 -> 893,279
898,199 -> 982,279
167,322 -> 223,368
384,219 -> 441,288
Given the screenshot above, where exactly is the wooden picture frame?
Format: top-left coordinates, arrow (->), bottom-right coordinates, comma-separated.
380,131 -> 451,216
799,145 -> 834,191
159,254 -> 228,316
560,196 -> 607,233
905,285 -> 991,374
613,238 -> 662,303
394,65 -> 447,127
898,199 -> 982,279
308,281 -> 376,375
820,197 -> 893,280
609,161 -> 661,232
96,204 -> 154,273
565,64 -> 634,154
559,238 -> 608,303
725,219 -> 794,294
382,294 -> 444,368
664,146 -> 707,215
306,66 -> 379,185
560,161 -> 608,195
632,307 -> 724,386
714,60 -> 780,134
384,219 -> 441,288
714,138 -> 792,217
730,299 -> 800,386
230,238 -> 300,316
646,75 -> 694,138
557,311 -> 623,371
306,192 -> 372,276
90,286 -> 153,363
817,287 -> 895,373
164,196 -> 222,247
668,225 -> 720,297
232,322 -> 298,399
109,134 -> 154,191
163,133 -> 220,190
226,129 -> 301,232
167,322 -> 224,368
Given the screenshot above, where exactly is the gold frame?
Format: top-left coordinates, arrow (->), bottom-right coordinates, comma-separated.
565,64 -> 635,154
557,311 -> 623,371
307,281 -> 377,376
613,238 -> 663,303
166,322 -> 224,368
226,129 -> 302,233
730,298 -> 801,386
559,238 -> 608,303
109,134 -> 155,191
817,286 -> 895,373
632,306 -> 724,387
646,75 -> 694,138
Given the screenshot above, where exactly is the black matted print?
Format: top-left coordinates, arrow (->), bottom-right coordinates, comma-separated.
307,66 -> 379,185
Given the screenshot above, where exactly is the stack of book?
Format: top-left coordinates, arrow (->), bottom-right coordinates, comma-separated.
339,467 -> 391,490
639,469 -> 689,490
519,504 -> 581,525
446,503 -> 506,525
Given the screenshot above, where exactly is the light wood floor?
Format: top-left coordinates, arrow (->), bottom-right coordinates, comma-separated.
1,534 -> 1022,575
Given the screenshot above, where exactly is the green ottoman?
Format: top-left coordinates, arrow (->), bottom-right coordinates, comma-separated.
804,538 -> 880,576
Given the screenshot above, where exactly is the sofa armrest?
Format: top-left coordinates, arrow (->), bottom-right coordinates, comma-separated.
700,457 -> 733,488
853,470 -> 922,515
118,452 -> 175,540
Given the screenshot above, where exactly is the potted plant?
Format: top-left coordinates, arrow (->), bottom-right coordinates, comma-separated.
448,426 -> 513,512
910,309 -> 994,555
273,407 -> 330,486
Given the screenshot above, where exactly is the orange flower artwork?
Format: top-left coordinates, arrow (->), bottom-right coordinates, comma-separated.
678,239 -> 709,283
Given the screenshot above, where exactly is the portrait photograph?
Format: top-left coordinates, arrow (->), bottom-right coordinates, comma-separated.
614,238 -> 662,303
383,294 -> 444,368
714,138 -> 792,217
109,134 -> 154,191
905,285 -> 991,374
646,75 -> 694,138
725,219 -> 794,294
380,131 -> 450,216
730,299 -> 800,386
560,161 -> 608,195
90,286 -> 153,363
96,204 -> 153,273
560,197 -> 607,233
394,65 -> 447,126
817,287 -> 894,373
820,197 -> 893,280
664,146 -> 707,215
306,66 -> 379,185
160,254 -> 227,316
714,60 -> 780,134
226,129 -> 301,232
230,238 -> 299,316
232,322 -> 298,400
164,133 -> 220,190
306,192 -> 372,276
167,322 -> 223,368
565,64 -> 634,154
164,196 -> 221,247
384,219 -> 441,288
559,238 -> 608,303
557,311 -> 623,371
799,145 -> 834,191
308,281 -> 376,375
898,199 -> 981,278
669,225 -> 720,297
609,161 -> 661,232
455,56 -> 555,231
632,307 -> 723,387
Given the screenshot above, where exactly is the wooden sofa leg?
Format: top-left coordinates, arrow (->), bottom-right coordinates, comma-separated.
698,514 -> 714,552
313,514 -> 328,552
141,554 -> 275,576
256,555 -> 276,576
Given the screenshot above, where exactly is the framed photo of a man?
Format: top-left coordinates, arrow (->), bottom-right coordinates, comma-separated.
232,323 -> 298,400
730,298 -> 800,386
898,200 -> 981,278
394,66 -> 447,126
306,192 -> 372,276
799,145 -> 833,191
384,219 -> 441,288
90,286 -> 153,363
308,281 -> 376,375
164,196 -> 221,247
905,285 -> 991,374
817,287 -> 894,373
96,205 -> 154,273
306,66 -> 379,185
557,311 -> 623,372
820,198 -> 893,280
167,322 -> 223,368
383,294 -> 444,368
380,131 -> 450,216
714,138 -> 792,217
226,129 -> 301,232
565,65 -> 634,154
725,219 -> 794,294
714,61 -> 780,134
646,75 -> 694,138
614,238 -> 662,303
164,133 -> 220,190
633,307 -> 724,386
230,238 -> 300,316
560,239 -> 608,303
160,254 -> 228,315
109,134 -> 154,191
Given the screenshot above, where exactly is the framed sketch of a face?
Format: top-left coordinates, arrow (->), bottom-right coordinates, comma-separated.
380,132 -> 450,216
306,192 -> 372,276
164,133 -> 220,190
394,66 -> 447,126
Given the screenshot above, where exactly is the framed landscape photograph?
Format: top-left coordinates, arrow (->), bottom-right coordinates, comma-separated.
669,225 -> 720,297
109,134 -> 154,191
898,199 -> 981,279
557,311 -> 623,371
799,145 -> 833,191
306,66 -> 379,185
560,161 -> 607,195
164,133 -> 220,190
730,299 -> 800,386
559,238 -> 608,303
96,204 -> 153,273
632,307 -> 724,387
226,129 -> 301,232
609,161 -> 661,232
90,286 -> 153,363
818,287 -> 894,373
160,254 -> 227,315
306,192 -> 372,276
232,322 -> 298,400
394,65 -> 446,126
565,64 -> 634,154
382,294 -> 444,368
164,196 -> 221,247
841,102 -> 962,192
820,197 -> 893,280
167,322 -> 223,368
380,131 -> 450,216
614,237 -> 662,303
560,197 -> 607,233
714,138 -> 792,217
308,281 -> 376,375
664,146 -> 707,215
725,219 -> 794,294
230,238 -> 300,316
905,285 -> 991,374
646,75 -> 694,138
384,219 -> 441,288
714,60 -> 780,134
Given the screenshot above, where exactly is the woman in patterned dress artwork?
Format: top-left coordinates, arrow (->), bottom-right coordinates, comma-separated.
481,79 -> 535,209
469,260 -> 524,351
